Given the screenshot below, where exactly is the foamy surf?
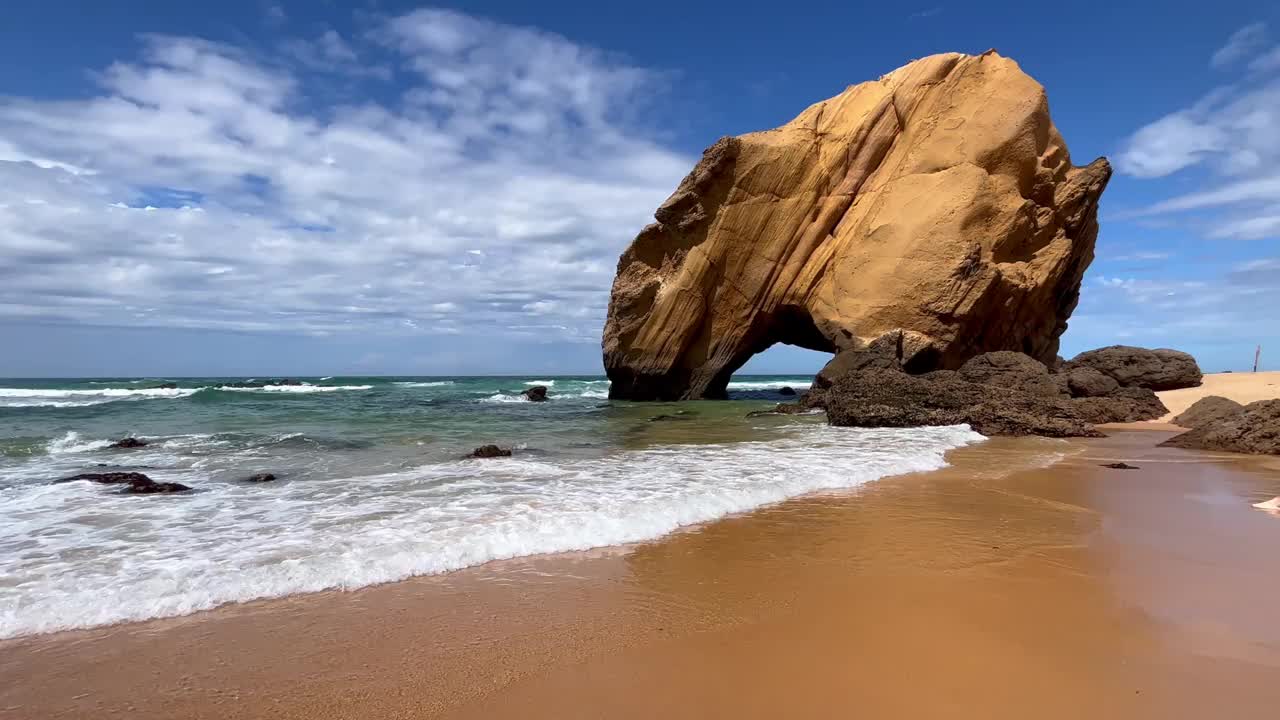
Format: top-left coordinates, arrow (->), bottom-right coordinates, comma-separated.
0,424 -> 982,638
0,386 -> 199,408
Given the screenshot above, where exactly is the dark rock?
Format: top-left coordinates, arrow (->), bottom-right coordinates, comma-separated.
243,473 -> 277,483
778,386 -> 797,396
1069,386 -> 1167,424
648,414 -> 689,422
1160,400 -> 1280,455
1100,462 -> 1139,470
55,471 -> 153,485
277,378 -> 303,386
823,368 -> 1101,437
1064,367 -> 1120,398
124,481 -> 192,494
746,402 -> 815,418
466,444 -> 512,459
958,351 -> 1063,397
55,471 -> 191,493
1067,346 -> 1202,391
109,437 -> 147,449
522,386 -> 549,402
153,382 -> 178,390
1172,396 -> 1244,429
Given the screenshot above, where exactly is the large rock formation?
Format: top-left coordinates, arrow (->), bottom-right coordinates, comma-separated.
1064,346 -> 1201,391
603,51 -> 1111,400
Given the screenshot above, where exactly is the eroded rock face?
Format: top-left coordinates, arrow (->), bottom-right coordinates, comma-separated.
1066,346 -> 1201,391
604,51 -> 1111,400
1161,400 -> 1280,455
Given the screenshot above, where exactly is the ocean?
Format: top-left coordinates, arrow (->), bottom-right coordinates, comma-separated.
0,375 -> 984,638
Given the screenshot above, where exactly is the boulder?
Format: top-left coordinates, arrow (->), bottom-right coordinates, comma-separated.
243,473 -> 277,483
1063,366 -> 1120,398
109,438 -> 147,449
1068,386 -> 1167,424
466,445 -> 512,459
522,386 -> 549,402
603,51 -> 1111,400
1066,346 -> 1202,391
1171,396 -> 1244,429
957,351 -> 1063,397
824,368 -> 1101,438
1160,400 -> 1280,455
54,472 -> 191,493
777,386 -> 797,396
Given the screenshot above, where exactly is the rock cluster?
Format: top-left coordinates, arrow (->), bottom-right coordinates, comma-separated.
1162,399 -> 1280,455
466,445 -> 512,459
815,346 -> 1174,436
604,51 -> 1111,400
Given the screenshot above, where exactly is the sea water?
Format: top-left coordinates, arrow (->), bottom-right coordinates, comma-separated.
0,375 -> 983,638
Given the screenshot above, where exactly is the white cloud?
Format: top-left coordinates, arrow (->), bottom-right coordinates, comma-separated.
1210,22 -> 1268,69
1116,28 -> 1280,241
0,10 -> 690,345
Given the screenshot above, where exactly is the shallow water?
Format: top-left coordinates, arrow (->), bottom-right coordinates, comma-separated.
0,374 -> 982,638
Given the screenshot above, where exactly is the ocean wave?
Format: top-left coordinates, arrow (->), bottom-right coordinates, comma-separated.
479,393 -> 530,403
725,380 -> 812,391
0,424 -> 983,638
0,387 -> 199,408
45,431 -> 115,454
524,380 -> 555,386
218,384 -> 372,394
393,381 -> 455,388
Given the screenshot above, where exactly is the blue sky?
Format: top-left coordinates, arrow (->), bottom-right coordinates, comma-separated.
1,1 -> 1277,376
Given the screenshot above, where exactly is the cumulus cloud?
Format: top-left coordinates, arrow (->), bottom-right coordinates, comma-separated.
1116,22 -> 1280,242
0,9 -> 689,346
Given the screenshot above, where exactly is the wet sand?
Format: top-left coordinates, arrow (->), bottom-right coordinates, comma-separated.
1155,370 -> 1280,422
3,429 -> 1280,718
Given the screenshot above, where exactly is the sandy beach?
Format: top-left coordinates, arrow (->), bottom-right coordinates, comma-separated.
3,428 -> 1279,719
1156,371 -> 1280,423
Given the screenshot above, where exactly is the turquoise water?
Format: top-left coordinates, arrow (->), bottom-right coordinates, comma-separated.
0,374 -> 984,638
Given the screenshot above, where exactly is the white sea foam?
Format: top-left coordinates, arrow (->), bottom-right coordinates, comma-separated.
393,381 -> 455,388
0,387 -> 199,408
45,431 -> 114,454
479,393 -> 529,403
525,380 -> 555,386
0,424 -> 983,638
725,380 -> 813,391
220,384 -> 372,394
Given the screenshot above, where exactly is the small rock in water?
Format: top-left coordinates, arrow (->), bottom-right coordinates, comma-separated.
522,385 -> 549,402
153,382 -> 178,390
778,386 -> 797,396
466,444 -> 512,459
1100,462 -> 1139,470
54,471 -> 192,493
109,437 -> 147,449
648,414 -> 689,422
244,473 -> 277,483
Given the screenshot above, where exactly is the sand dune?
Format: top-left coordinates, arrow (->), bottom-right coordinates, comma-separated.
1156,371 -> 1280,423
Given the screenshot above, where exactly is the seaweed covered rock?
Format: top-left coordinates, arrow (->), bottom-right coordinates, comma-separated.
1161,400 -> 1280,455
824,368 -> 1100,437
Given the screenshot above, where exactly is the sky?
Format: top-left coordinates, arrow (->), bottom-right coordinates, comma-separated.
0,1 -> 1277,377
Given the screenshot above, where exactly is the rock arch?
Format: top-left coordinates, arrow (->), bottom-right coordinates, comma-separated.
602,52 -> 1109,400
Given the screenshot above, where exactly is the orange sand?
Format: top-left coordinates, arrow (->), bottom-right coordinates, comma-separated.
2,430 -> 1279,719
